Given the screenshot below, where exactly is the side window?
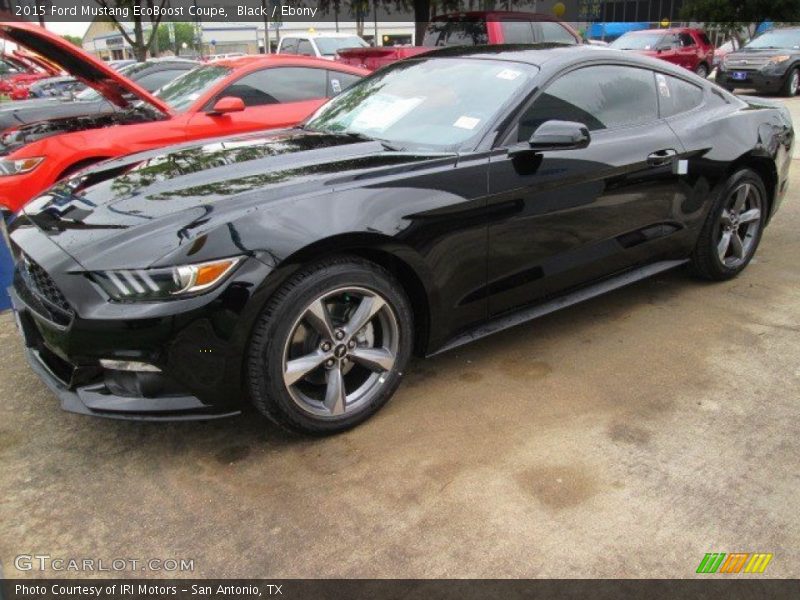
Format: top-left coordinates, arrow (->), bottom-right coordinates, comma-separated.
699,33 -> 711,46
327,71 -> 361,96
297,40 -> 315,56
656,73 -> 704,117
537,22 -> 578,45
678,33 -> 695,47
136,69 -> 190,92
221,67 -> 327,106
280,38 -> 298,54
500,21 -> 535,44
513,65 -> 658,141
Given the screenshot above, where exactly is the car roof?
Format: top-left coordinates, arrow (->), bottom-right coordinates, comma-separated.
417,44 -> 709,78
283,32 -> 362,38
625,28 -> 701,35
432,11 -> 569,22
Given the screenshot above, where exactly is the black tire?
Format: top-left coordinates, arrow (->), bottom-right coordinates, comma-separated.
781,67 -> 799,97
695,63 -> 709,79
246,256 -> 413,435
690,168 -> 767,281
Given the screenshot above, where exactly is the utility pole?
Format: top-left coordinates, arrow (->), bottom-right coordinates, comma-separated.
261,0 -> 270,53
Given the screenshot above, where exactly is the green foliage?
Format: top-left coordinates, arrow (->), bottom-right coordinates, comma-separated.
62,34 -> 83,46
156,23 -> 198,56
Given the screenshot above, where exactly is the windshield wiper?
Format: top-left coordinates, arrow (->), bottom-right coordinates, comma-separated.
341,131 -> 404,151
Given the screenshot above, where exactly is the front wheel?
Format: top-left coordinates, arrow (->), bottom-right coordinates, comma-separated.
695,63 -> 709,79
690,169 -> 767,281
781,67 -> 799,97
246,257 -> 413,435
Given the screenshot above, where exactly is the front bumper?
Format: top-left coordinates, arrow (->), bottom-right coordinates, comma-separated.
10,286 -> 241,421
715,69 -> 786,92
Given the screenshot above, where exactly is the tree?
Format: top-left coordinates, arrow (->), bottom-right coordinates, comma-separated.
156,22 -> 197,56
94,0 -> 169,61
62,34 -> 83,47
681,0 -> 800,43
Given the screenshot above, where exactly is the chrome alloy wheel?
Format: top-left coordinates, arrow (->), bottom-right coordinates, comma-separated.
790,70 -> 800,96
282,287 -> 399,418
716,182 -> 763,269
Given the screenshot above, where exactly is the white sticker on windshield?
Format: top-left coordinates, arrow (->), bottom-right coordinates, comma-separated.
656,73 -> 671,97
351,94 -> 423,132
330,78 -> 342,93
453,116 -> 481,130
496,69 -> 522,81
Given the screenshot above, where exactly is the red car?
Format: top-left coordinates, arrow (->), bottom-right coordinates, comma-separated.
337,11 -> 582,71
0,50 -> 60,94
0,22 -> 367,213
610,28 -> 715,78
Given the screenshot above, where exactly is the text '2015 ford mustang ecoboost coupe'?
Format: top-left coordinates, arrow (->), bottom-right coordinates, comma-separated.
6,45 -> 794,434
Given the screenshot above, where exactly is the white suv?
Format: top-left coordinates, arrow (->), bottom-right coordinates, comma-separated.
277,33 -> 368,60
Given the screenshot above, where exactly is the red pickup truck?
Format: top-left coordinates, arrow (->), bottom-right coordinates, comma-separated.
337,11 -> 582,71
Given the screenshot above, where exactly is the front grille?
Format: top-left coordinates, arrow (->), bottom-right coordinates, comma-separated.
725,57 -> 771,69
14,254 -> 75,326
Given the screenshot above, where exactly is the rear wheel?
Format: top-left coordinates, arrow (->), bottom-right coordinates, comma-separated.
781,67 -> 799,97
690,169 -> 766,281
246,257 -> 413,435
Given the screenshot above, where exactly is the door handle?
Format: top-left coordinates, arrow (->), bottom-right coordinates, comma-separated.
647,149 -> 678,167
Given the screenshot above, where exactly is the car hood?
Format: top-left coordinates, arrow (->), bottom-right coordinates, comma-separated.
20,129 -> 451,270
0,96 -> 108,131
0,22 -> 171,115
726,48 -> 800,61
14,49 -> 60,76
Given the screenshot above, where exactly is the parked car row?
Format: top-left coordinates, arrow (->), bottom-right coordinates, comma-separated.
0,22 -> 367,213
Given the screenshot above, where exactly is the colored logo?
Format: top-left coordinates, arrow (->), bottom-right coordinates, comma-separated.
696,553 -> 773,574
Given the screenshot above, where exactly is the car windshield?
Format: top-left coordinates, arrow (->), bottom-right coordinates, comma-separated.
744,29 -> 800,50
74,62 -> 138,102
153,64 -> 231,112
611,33 -> 665,50
315,37 -> 368,55
305,58 -> 536,151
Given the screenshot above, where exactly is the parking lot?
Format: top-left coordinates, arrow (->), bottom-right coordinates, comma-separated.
1,94 -> 799,580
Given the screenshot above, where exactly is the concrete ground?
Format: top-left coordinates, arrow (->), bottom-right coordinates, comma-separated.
1,95 -> 799,580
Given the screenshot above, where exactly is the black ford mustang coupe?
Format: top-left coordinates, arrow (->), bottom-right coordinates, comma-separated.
6,46 -> 794,434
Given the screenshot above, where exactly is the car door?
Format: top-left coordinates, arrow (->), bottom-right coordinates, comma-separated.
187,66 -> 331,135
656,34 -> 681,67
677,32 -> 698,69
486,64 -> 689,317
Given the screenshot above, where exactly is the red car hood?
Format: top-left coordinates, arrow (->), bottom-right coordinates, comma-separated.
0,22 -> 172,116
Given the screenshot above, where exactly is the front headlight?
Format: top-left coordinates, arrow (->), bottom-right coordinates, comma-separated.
91,257 -> 242,301
767,55 -> 791,66
0,156 -> 44,176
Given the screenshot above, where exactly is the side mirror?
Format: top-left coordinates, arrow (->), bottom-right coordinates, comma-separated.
209,96 -> 245,115
526,120 -> 590,152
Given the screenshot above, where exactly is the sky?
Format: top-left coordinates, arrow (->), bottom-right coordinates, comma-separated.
43,22 -> 92,38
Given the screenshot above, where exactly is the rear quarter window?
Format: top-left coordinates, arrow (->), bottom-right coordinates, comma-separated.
656,73 -> 704,117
